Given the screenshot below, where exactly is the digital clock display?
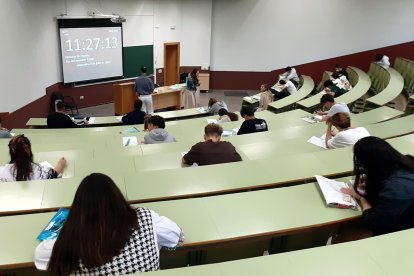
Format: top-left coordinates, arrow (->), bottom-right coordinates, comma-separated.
59,26 -> 123,83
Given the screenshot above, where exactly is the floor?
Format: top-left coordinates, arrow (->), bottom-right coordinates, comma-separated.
77,90 -> 258,117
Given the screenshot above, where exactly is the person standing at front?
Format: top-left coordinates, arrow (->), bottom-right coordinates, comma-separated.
135,66 -> 155,114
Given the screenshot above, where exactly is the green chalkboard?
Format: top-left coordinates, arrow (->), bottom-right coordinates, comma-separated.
123,45 -> 154,78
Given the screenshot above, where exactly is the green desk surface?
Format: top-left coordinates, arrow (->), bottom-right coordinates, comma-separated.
366,67 -> 404,106
153,107 -> 208,120
269,75 -> 315,110
0,182 -> 360,269
297,67 -> 371,109
146,229 -> 414,276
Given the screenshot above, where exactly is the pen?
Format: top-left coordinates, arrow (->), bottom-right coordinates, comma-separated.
125,139 -> 131,147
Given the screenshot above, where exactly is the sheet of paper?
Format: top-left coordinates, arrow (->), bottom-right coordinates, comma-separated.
122,136 -> 138,147
116,116 -> 123,122
196,107 -> 206,113
222,130 -> 233,137
181,152 -> 188,157
243,96 -> 253,102
307,136 -> 327,149
207,119 -> 218,124
315,175 -> 358,209
87,117 -> 96,124
252,95 -> 261,100
39,161 -> 54,169
232,128 -> 240,133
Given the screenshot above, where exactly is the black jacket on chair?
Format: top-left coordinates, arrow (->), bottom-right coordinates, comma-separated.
47,113 -> 80,128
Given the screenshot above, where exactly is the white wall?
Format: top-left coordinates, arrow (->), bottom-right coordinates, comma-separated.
210,0 -> 414,72
0,0 -> 212,112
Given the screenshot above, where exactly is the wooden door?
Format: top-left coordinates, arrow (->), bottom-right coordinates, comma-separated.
164,42 -> 180,86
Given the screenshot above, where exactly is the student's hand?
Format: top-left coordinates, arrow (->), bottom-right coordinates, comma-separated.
83,119 -> 89,125
54,157 -> 66,174
340,187 -> 361,200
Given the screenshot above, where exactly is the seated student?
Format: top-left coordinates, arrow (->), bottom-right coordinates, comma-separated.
35,173 -> 183,275
331,72 -> 352,91
280,66 -> 300,86
182,123 -> 242,166
0,117 -> 12,138
317,94 -> 351,122
0,135 -> 66,182
325,112 -> 370,149
334,64 -> 349,79
335,137 -> 414,241
217,108 -> 239,123
237,105 -> 268,135
47,101 -> 88,128
256,84 -> 274,111
271,79 -> 297,100
122,99 -> 146,125
323,80 -> 348,98
375,54 -> 390,68
143,115 -> 176,144
207,98 -> 228,115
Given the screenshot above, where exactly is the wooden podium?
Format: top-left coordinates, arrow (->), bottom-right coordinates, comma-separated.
113,83 -> 183,115
113,82 -> 136,115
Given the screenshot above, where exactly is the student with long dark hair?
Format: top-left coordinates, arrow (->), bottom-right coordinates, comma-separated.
0,135 -> 65,181
341,136 -> 414,237
183,69 -> 200,108
35,173 -> 183,275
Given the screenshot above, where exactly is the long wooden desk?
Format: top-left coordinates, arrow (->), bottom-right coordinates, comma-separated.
1,132 -> 414,217
0,180 -> 360,270
268,75 -> 315,112
366,67 -> 404,107
144,229 -> 414,276
297,67 -> 371,110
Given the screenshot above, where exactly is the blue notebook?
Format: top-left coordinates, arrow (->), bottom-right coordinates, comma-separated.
37,208 -> 69,241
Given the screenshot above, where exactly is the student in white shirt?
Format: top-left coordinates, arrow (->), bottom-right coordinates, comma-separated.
317,94 -> 350,122
280,66 -> 300,86
375,54 -> 390,68
0,135 -> 66,182
35,173 -> 183,275
325,112 -> 370,149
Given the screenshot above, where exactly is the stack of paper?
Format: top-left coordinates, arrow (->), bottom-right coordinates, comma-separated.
315,175 -> 359,209
307,135 -> 327,149
122,136 -> 138,147
207,119 -> 218,124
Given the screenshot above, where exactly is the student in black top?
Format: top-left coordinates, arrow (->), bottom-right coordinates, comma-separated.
334,64 -> 348,79
47,101 -> 87,128
237,105 -> 268,135
121,99 -> 147,125
335,137 -> 414,242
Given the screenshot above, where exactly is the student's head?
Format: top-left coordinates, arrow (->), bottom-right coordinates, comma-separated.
240,105 -> 255,119
55,100 -> 65,112
190,69 -> 199,80
323,80 -> 334,88
284,66 -> 292,72
204,123 -> 223,142
228,112 -> 239,121
8,134 -> 33,181
335,64 -> 342,71
218,108 -> 228,117
140,66 -> 148,74
353,137 -> 414,204
331,72 -> 340,79
147,115 -> 165,130
48,173 -> 138,274
320,94 -> 335,109
278,79 -> 287,85
260,84 -> 269,91
331,112 -> 351,130
375,54 -> 384,62
208,98 -> 218,108
134,99 -> 143,111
